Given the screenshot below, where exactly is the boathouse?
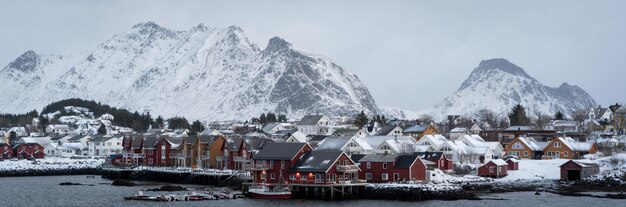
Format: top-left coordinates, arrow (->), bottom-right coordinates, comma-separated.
505,158 -> 519,170
560,160 -> 599,181
477,159 -> 508,178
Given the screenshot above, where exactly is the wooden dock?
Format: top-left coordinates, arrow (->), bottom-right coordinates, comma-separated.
243,182 -> 367,200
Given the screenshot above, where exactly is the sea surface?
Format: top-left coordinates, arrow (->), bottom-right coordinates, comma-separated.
0,175 -> 622,207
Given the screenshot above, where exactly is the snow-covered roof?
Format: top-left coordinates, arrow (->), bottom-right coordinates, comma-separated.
18,137 -> 52,146
505,126 -> 533,131
361,135 -> 414,149
354,138 -> 373,151
506,158 -> 519,163
403,124 -> 430,133
418,134 -> 448,148
489,159 -> 508,166
287,131 -> 308,143
316,137 -> 350,150
450,127 -> 468,133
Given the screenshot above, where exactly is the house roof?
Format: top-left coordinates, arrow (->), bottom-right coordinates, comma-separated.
68,135 -> 89,141
254,142 -> 307,160
395,155 -> 419,169
375,125 -> 400,136
552,120 -> 578,127
505,126 -> 533,131
262,123 -> 281,133
350,154 -> 367,163
361,135 -> 414,150
316,137 -> 350,150
489,159 -> 508,166
413,152 -> 444,162
298,115 -> 325,125
560,160 -> 599,168
403,124 -> 430,133
287,131 -> 308,143
307,135 -> 329,141
359,154 -> 399,162
292,150 -> 344,172
506,158 -> 519,163
450,127 -> 468,133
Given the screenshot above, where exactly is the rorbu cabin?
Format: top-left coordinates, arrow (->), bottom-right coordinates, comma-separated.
560,160 -> 599,181
477,159 -> 508,178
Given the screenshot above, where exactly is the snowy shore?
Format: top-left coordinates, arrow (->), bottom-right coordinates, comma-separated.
0,157 -> 104,177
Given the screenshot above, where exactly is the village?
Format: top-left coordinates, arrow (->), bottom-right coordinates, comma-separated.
1,103 -> 626,200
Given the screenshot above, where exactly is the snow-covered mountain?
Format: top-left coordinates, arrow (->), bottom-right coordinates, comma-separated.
0,22 -> 379,121
418,58 -> 596,120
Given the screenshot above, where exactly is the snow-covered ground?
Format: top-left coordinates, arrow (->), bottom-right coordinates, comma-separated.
499,159 -> 568,181
0,157 -> 104,172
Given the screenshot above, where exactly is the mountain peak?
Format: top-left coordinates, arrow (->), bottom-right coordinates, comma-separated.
7,50 -> 39,72
264,36 -> 292,52
131,21 -> 175,38
475,58 -> 530,78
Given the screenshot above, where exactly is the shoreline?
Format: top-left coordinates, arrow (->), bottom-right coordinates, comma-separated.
1,170 -> 625,201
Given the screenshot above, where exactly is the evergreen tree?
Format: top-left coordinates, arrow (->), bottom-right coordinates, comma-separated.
353,111 -> 369,128
508,104 -> 530,126
168,117 -> 190,129
554,111 -> 565,120
278,114 -> 287,123
267,113 -> 277,123
381,115 -> 387,126
97,124 -> 107,135
259,113 -> 267,124
156,116 -> 164,128
190,120 -> 205,135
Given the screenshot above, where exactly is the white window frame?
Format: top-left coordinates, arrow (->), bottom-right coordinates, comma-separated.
366,162 -> 371,169
382,173 -> 388,181
489,166 -> 495,173
366,173 -> 372,180
270,173 -> 275,180
383,162 -> 387,169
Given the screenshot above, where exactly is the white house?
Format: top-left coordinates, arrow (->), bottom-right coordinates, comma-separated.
261,123 -> 286,134
87,135 -> 123,157
317,136 -> 373,155
375,125 -> 404,136
457,134 -> 504,160
46,125 -> 71,136
285,131 -> 308,143
297,115 -> 332,135
45,142 -> 88,157
449,127 -> 468,140
8,127 -> 29,137
360,135 -> 415,155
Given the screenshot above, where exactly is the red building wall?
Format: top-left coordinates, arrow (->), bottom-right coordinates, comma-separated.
478,162 -> 508,178
255,145 -> 313,184
506,160 -> 519,170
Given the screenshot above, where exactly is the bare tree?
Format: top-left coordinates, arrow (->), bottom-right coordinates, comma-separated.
474,109 -> 498,128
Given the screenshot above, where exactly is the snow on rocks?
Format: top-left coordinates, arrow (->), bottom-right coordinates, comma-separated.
0,157 -> 103,172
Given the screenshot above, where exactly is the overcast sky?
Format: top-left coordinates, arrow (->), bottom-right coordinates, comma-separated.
1,0 -> 625,111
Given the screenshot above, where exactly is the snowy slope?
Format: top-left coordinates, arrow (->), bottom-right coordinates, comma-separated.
0,22 -> 379,121
418,58 -> 597,120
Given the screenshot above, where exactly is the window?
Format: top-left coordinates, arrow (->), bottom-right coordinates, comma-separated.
301,175 -> 307,180
289,175 -> 295,180
269,160 -> 274,167
270,173 -> 275,180
442,146 -> 451,151
382,173 -> 388,180
489,166 -> 495,173
564,151 -> 569,157
281,161 -> 285,169
107,142 -> 112,146
366,162 -> 371,169
421,142 -> 430,146
315,174 -> 323,183
524,151 -> 528,157
148,159 -> 153,164
554,142 -> 561,148
383,162 -> 387,169
393,173 -> 400,181
512,142 -> 523,149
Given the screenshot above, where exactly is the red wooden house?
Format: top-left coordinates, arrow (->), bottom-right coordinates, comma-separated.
506,158 -> 519,170
290,150 -> 360,184
477,159 -> 508,178
13,143 -> 45,159
219,136 -> 273,170
359,154 -> 428,183
142,135 -> 160,166
1,143 -> 13,159
250,143 -> 312,184
414,152 -> 453,171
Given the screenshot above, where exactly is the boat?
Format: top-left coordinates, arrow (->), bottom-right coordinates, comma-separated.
248,184 -> 291,199
124,191 -> 169,202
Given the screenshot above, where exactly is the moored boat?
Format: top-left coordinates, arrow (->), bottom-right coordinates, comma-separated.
248,184 -> 291,199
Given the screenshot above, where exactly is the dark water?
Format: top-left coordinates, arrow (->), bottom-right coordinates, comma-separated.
0,175 -> 622,207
